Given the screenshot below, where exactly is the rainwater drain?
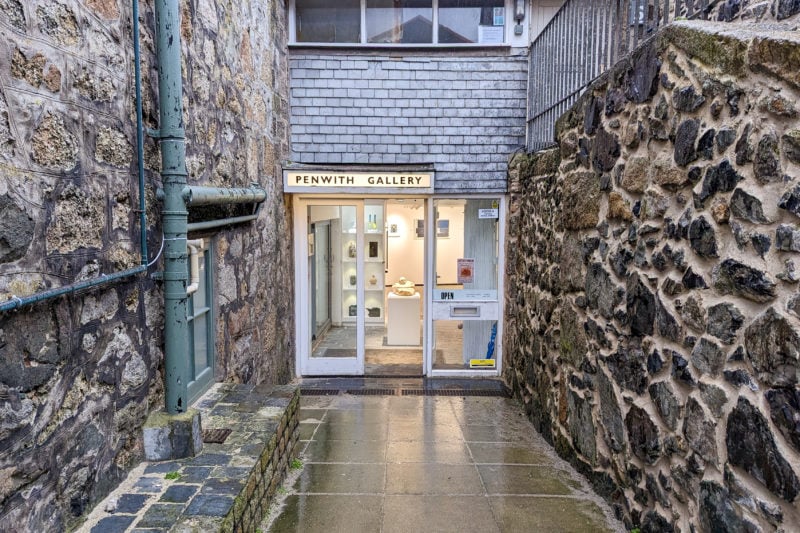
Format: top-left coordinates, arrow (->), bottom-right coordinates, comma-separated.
347,389 -> 396,395
401,389 -> 510,397
299,388 -> 509,397
299,389 -> 342,396
202,428 -> 233,444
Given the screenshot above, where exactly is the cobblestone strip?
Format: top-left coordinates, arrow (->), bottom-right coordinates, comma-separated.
78,384 -> 300,533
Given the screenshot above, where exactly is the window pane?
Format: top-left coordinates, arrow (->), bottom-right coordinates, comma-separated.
434,199 -> 499,298
296,0 -> 360,43
438,0 -> 505,44
433,319 -> 497,370
194,255 -> 206,310
193,310 -> 208,375
367,0 -> 433,44
308,204 -> 359,359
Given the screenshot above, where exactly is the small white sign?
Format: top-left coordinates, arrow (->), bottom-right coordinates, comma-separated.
434,289 -> 497,301
478,25 -> 504,44
478,208 -> 499,219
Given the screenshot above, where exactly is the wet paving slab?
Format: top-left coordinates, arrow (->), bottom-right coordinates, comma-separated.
263,381 -> 624,533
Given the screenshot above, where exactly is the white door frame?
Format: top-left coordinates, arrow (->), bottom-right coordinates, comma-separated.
294,198 -> 365,375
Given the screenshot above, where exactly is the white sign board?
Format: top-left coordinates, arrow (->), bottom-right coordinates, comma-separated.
284,170 -> 433,193
478,208 -> 499,219
434,289 -> 497,301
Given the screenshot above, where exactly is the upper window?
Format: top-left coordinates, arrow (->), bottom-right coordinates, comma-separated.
295,0 -> 361,43
293,0 -> 507,45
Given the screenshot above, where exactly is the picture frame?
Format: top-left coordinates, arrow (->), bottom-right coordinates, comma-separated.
388,223 -> 400,237
414,219 -> 425,239
436,219 -> 449,238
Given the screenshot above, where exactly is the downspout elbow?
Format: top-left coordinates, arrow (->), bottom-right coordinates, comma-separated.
186,238 -> 203,295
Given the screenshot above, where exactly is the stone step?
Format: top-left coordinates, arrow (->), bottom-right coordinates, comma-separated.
77,383 -> 300,533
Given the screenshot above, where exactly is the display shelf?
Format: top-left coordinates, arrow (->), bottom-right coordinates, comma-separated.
339,202 -> 386,323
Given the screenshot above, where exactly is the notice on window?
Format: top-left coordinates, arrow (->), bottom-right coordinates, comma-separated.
457,258 -> 475,284
493,7 -> 505,26
478,25 -> 504,44
478,208 -> 499,219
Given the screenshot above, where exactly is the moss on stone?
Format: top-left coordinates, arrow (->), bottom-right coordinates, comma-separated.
749,35 -> 800,90
143,408 -> 200,428
665,23 -> 748,77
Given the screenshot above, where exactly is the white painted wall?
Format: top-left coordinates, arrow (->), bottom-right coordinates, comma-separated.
386,202 -> 426,285
385,201 -> 466,287
435,204 -> 466,285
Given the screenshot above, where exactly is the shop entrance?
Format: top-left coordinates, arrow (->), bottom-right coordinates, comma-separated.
300,199 -> 426,376
294,194 -> 505,378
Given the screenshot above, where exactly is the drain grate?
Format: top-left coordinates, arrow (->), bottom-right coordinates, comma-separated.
202,428 -> 232,444
301,387 -> 509,397
401,389 -> 510,397
347,389 -> 396,396
300,388 -> 342,396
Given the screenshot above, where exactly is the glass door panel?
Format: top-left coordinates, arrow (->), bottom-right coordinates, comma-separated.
303,202 -> 364,375
430,198 -> 501,373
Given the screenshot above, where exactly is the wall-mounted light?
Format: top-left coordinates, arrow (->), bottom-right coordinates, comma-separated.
514,0 -> 525,35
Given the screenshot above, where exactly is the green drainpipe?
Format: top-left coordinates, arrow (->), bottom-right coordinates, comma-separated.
155,0 -> 190,414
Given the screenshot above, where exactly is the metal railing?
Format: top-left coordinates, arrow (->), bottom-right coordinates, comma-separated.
527,0 -> 720,151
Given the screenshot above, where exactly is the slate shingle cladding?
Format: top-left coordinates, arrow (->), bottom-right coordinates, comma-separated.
289,52 -> 528,193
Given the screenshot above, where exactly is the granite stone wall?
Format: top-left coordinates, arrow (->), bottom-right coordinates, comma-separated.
505,21 -> 800,531
0,0 -> 292,530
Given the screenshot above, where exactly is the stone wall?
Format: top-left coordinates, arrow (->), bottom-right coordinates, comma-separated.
504,21 -> 800,531
710,0 -> 800,23
0,0 -> 292,530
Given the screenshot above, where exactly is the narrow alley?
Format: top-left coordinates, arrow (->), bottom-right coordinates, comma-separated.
264,380 -> 623,532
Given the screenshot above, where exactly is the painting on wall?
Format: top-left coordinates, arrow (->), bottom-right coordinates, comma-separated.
414,219 -> 425,239
436,219 -> 449,238
388,223 -> 400,237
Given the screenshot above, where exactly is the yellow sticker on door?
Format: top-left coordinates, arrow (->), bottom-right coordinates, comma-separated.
469,359 -> 496,368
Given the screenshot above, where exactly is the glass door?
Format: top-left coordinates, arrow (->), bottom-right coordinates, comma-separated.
297,201 -> 365,375
427,197 -> 504,376
295,197 -> 431,376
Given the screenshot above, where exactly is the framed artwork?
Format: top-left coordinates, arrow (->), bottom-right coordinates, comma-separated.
414,219 -> 425,239
436,219 -> 449,238
388,223 -> 400,237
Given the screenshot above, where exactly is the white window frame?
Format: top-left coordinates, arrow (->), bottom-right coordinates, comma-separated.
289,0 -> 517,47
